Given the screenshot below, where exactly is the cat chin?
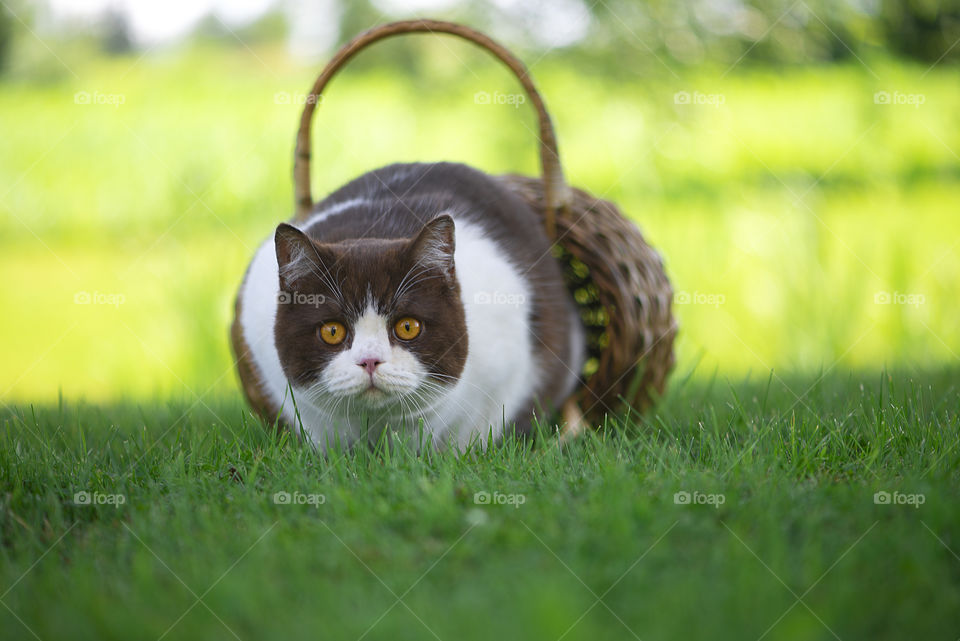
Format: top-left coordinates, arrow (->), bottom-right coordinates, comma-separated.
301,380 -> 419,411
319,379 -> 451,416
349,386 -> 404,410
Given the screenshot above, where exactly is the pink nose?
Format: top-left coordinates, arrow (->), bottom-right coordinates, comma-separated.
357,358 -> 382,375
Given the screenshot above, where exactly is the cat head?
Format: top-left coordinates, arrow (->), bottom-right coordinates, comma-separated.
273,215 -> 468,416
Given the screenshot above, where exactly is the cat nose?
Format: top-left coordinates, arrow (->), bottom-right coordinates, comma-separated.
357,358 -> 382,375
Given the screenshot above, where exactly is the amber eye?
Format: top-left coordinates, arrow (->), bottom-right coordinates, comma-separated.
318,321 -> 347,345
394,317 -> 422,341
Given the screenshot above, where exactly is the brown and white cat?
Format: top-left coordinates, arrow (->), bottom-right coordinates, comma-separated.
234,162 -> 585,449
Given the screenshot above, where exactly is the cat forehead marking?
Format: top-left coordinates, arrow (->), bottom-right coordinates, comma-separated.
350,305 -> 390,360
354,305 -> 387,339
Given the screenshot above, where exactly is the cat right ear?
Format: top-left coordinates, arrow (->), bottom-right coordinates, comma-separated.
275,223 -> 320,290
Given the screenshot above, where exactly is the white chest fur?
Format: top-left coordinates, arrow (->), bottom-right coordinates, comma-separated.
237,209 -> 536,450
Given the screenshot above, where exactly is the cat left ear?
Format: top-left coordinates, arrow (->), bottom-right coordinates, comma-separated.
275,223 -> 322,290
410,215 -> 456,282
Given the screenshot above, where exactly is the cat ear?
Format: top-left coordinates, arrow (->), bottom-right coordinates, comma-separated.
410,215 -> 456,282
275,223 -> 322,290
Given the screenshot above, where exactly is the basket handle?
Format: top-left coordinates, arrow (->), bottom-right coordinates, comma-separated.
293,19 -> 568,239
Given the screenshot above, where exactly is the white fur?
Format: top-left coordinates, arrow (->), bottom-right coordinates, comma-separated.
238,205 -> 539,450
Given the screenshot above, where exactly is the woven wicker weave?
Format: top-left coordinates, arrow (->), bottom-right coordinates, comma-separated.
235,19 -> 676,429
500,175 -> 676,419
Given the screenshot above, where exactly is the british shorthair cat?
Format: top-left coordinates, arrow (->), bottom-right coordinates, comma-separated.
233,161 -> 585,449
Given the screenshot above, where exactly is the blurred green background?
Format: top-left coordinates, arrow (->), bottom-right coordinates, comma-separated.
0,0 -> 957,402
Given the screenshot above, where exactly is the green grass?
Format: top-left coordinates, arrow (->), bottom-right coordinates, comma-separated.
3,368 -> 960,640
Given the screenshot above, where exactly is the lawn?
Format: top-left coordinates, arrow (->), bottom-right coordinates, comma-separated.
2,368 -> 959,640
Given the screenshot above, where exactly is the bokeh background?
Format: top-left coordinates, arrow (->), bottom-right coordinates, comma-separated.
1,0 -> 958,403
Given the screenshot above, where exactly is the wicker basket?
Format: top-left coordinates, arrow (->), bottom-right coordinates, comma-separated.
238,19 -> 676,429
